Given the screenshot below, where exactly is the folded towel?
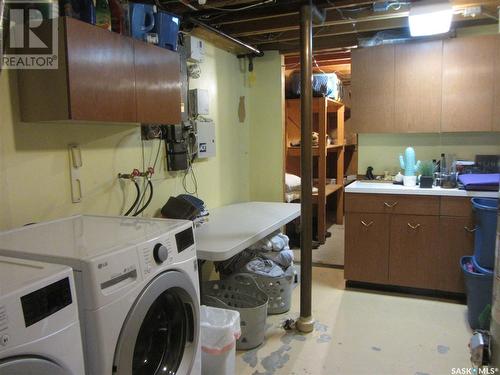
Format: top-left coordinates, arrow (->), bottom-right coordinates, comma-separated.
458,174 -> 499,191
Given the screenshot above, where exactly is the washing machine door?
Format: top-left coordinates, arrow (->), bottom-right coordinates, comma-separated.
0,356 -> 68,375
113,270 -> 199,375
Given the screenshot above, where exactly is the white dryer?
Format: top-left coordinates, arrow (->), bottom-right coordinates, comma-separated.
0,256 -> 85,375
0,215 -> 201,375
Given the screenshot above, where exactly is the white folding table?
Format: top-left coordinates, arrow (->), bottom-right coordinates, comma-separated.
195,201 -> 301,261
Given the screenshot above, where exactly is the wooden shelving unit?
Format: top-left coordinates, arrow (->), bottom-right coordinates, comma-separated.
285,97 -> 357,244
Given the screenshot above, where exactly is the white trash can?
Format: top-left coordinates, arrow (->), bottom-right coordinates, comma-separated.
200,305 -> 241,375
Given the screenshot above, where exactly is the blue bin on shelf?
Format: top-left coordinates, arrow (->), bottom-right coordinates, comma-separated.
461,256 -> 493,330
153,11 -> 180,51
471,197 -> 498,270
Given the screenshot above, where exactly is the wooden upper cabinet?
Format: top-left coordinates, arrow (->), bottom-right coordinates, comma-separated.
394,41 -> 442,133
134,40 -> 181,125
351,45 -> 395,133
442,35 -> 497,132
65,17 -> 136,122
18,17 -> 181,124
494,35 -> 500,132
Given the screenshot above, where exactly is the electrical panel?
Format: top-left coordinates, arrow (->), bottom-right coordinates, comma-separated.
185,35 -> 205,62
196,120 -> 215,158
189,89 -> 209,117
165,124 -> 189,171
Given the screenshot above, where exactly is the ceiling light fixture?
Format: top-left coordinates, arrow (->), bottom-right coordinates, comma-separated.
409,0 -> 453,37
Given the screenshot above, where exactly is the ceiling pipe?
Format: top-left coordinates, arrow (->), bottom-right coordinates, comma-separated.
188,17 -> 264,56
296,1 -> 325,335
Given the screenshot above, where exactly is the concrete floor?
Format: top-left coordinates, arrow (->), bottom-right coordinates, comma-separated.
293,224 -> 345,266
236,266 -> 472,375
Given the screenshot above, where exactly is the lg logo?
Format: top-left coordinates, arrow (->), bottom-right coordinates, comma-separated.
1,0 -> 58,69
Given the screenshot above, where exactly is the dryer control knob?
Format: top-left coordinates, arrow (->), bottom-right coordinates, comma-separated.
153,244 -> 169,264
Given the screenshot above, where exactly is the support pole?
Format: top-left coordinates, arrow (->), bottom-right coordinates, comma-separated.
296,2 -> 325,334
296,2 -> 324,334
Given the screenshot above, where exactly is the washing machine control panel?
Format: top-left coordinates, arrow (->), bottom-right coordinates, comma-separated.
0,270 -> 78,351
175,227 -> 195,254
141,236 -> 175,275
140,223 -> 196,277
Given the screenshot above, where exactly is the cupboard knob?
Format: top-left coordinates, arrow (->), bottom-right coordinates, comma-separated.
407,223 -> 421,230
361,220 -> 374,227
384,201 -> 398,208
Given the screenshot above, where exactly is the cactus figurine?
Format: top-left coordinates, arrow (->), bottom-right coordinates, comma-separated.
399,147 -> 420,187
399,147 -> 420,176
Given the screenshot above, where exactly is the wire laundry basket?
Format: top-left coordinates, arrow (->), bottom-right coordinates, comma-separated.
237,265 -> 295,315
202,274 -> 268,350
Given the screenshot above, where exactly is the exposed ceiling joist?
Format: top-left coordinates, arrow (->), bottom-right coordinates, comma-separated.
242,17 -> 408,46
171,0 -> 500,55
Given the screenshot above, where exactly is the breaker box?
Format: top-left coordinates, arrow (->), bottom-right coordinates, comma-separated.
196,120 -> 215,158
189,89 -> 209,117
185,35 -> 205,62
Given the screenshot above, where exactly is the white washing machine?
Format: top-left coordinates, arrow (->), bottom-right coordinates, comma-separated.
0,256 -> 85,375
0,215 -> 201,375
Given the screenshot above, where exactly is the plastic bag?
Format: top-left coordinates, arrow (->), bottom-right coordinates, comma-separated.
200,305 -> 241,355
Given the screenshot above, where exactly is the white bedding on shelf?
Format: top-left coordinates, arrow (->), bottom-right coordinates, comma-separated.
285,174 -> 319,202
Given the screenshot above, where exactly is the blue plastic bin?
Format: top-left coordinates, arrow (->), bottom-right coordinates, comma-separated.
472,255 -> 494,275
461,256 -> 493,329
471,198 -> 498,270
153,11 -> 180,51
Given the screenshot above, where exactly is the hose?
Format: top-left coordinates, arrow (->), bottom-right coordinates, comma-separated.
133,180 -> 153,217
123,179 -> 140,216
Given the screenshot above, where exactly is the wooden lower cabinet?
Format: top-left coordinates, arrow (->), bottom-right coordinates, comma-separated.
437,216 -> 474,293
345,193 -> 475,293
388,215 -> 439,289
345,213 -> 390,284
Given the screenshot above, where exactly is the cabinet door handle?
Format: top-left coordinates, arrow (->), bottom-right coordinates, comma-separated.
384,201 -> 398,208
464,226 -> 478,233
361,220 -> 374,227
407,223 -> 421,230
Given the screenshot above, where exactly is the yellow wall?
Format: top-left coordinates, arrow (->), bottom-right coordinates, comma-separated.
358,132 -> 500,175
0,42 -> 251,230
248,51 -> 284,202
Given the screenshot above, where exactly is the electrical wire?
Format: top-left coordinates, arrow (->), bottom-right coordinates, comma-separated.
133,180 -> 154,216
182,163 -> 198,195
313,56 -> 328,75
123,179 -> 141,216
181,126 -> 198,196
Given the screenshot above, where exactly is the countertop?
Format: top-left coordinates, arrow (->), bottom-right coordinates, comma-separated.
345,180 -> 498,198
195,201 -> 300,261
